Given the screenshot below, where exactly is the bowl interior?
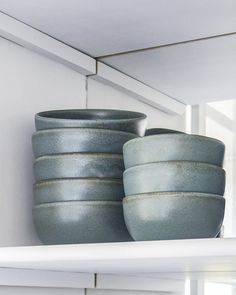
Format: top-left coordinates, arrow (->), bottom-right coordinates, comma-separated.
145,128 -> 184,135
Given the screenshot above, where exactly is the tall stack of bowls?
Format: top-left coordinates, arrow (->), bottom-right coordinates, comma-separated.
32,109 -> 147,244
123,129 -> 226,241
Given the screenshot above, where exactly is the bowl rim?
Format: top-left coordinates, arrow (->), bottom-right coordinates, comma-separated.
123,133 -> 225,150
123,160 -> 225,174
32,127 -> 138,137
34,153 -> 124,163
35,109 -> 147,122
34,178 -> 123,188
123,192 -> 224,203
34,200 -> 123,209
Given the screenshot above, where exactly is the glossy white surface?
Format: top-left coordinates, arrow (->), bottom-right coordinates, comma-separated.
0,239 -> 235,275
101,34 -> 236,104
0,0 -> 235,56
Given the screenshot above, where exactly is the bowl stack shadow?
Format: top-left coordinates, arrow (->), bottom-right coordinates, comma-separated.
123,128 -> 226,241
32,109 -> 147,244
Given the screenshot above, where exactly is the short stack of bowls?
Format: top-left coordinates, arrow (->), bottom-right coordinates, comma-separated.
123,128 -> 226,241
32,109 -> 147,244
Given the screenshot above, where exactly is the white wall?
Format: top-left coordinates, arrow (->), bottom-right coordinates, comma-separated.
87,78 -> 186,131
0,37 -> 186,247
0,37 -> 86,246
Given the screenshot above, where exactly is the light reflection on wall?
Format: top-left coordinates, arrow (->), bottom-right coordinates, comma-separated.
205,99 -> 236,237
205,282 -> 232,295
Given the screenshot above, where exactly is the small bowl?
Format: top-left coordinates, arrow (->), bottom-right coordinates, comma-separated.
123,161 -> 225,196
145,128 -> 184,136
123,133 -> 225,168
34,153 -> 124,181
33,201 -> 132,244
32,128 -> 137,158
35,109 -> 147,136
34,178 -> 124,204
123,192 -> 225,240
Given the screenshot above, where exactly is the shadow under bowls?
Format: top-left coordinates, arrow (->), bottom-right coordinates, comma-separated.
35,109 -> 147,136
123,133 -> 225,169
33,201 -> 132,244
123,161 -> 225,196
34,153 -> 124,181
123,192 -> 225,241
33,128 -> 138,158
145,128 -> 184,136
34,178 -> 124,204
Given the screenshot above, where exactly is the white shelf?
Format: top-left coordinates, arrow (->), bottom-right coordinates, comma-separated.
0,238 -> 236,277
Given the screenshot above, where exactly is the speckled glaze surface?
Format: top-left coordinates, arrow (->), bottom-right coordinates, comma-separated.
35,109 -> 147,136
33,201 -> 132,244
34,153 -> 124,181
123,161 -> 225,196
32,128 -> 137,158
145,128 -> 184,136
123,134 -> 225,169
34,178 -> 124,204
123,192 -> 225,241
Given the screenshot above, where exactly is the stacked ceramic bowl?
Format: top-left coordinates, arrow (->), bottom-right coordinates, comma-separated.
32,109 -> 147,244
123,128 -> 226,241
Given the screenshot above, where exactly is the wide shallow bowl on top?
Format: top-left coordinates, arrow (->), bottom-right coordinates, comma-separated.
145,128 -> 184,136
32,128 -> 137,158
33,201 -> 132,244
35,109 -> 147,136
34,153 -> 124,181
123,192 -> 225,241
123,161 -> 225,196
34,178 -> 124,204
123,133 -> 225,169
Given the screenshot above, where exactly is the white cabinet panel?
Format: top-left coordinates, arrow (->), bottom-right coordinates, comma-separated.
96,274 -> 184,293
0,268 -> 94,289
87,290 -> 167,295
0,0 -> 235,56
0,286 -> 84,295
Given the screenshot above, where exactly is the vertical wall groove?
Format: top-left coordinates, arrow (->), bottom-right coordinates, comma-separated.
85,76 -> 89,109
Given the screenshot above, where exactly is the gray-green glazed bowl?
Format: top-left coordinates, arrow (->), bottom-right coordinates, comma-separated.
34,153 -> 124,181
34,178 -> 124,204
33,201 -> 132,244
123,134 -> 225,169
32,128 -> 138,158
123,161 -> 225,196
123,192 -> 225,240
145,128 -> 184,136
35,109 -> 147,136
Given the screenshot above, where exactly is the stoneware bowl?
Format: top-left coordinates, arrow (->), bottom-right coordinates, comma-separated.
34,178 -> 124,204
123,133 -> 225,169
32,128 -> 137,158
35,109 -> 147,136
145,128 -> 184,136
33,201 -> 132,244
123,161 -> 225,196
123,192 -> 225,240
34,153 -> 124,181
